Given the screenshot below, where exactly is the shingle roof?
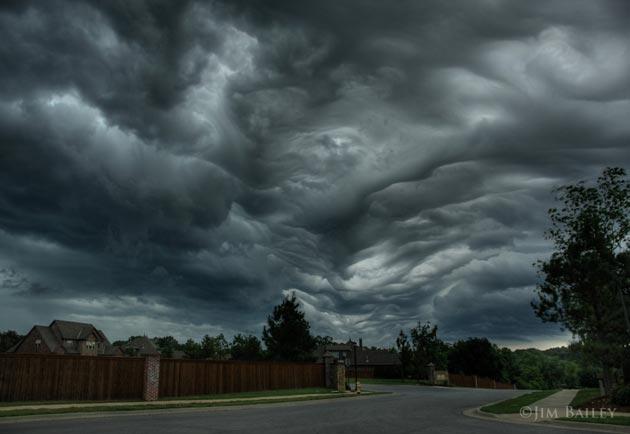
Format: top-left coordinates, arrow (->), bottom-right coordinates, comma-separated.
50,320 -> 96,340
34,325 -> 60,352
121,336 -> 160,356
314,344 -> 401,366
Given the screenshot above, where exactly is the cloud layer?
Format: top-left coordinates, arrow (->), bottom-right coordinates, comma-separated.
1,0 -> 629,347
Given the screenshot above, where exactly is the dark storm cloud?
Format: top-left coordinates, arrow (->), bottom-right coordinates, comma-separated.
0,0 -> 629,347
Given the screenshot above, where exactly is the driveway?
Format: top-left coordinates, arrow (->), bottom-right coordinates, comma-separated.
0,384 -> 601,434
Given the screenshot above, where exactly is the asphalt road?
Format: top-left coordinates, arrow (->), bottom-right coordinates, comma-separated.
0,385 -> 601,434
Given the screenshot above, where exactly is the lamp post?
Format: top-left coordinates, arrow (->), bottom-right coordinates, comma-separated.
353,341 -> 358,392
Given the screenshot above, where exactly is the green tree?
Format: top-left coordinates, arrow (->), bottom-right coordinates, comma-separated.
0,330 -> 23,352
262,294 -> 316,361
230,334 -> 263,360
497,347 -> 519,384
200,334 -> 229,360
396,329 -> 412,380
313,335 -> 335,347
448,338 -> 501,379
182,338 -> 202,359
409,321 -> 448,381
532,167 -> 630,392
153,336 -> 180,358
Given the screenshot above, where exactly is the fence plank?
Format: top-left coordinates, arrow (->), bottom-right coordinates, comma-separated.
0,354 -> 145,402
158,359 -> 326,398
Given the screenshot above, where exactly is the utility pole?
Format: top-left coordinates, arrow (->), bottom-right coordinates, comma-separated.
353,342 -> 358,392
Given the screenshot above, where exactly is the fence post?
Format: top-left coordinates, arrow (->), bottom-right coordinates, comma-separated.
335,362 -> 346,392
323,352 -> 334,389
426,363 -> 436,385
143,355 -> 160,401
473,375 -> 478,388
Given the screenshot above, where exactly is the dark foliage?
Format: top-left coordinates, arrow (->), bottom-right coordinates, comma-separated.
230,334 -> 263,360
262,294 -> 316,361
533,167 -> 630,392
0,330 -> 23,352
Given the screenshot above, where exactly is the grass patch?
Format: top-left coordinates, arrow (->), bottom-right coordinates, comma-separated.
481,390 -> 560,414
569,388 -> 601,408
160,387 -> 334,401
559,416 -> 630,427
0,388 -> 334,407
357,378 -> 433,386
0,393 -> 357,418
0,399 -> 143,408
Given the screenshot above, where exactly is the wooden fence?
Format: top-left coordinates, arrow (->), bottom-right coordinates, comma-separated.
0,353 -> 145,402
449,372 -> 513,389
449,372 -> 476,388
159,359 -> 325,398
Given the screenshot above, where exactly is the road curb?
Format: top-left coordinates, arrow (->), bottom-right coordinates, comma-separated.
0,391 -> 389,425
463,407 -> 628,433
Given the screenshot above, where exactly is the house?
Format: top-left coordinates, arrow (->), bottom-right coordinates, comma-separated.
119,336 -> 160,357
314,339 -> 401,378
7,320 -> 121,356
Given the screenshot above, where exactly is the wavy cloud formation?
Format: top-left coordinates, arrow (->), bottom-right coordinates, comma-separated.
1,0 -> 629,347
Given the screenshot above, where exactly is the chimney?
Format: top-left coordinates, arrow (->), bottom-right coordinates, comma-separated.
359,338 -> 363,351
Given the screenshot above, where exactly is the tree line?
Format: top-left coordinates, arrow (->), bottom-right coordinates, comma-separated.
113,294 -> 331,361
395,321 -> 599,389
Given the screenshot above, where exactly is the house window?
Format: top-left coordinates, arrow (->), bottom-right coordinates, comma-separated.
35,339 -> 41,352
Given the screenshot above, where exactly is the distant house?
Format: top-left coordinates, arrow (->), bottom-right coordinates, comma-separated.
314,339 -> 401,378
7,320 -> 121,356
119,336 -> 160,357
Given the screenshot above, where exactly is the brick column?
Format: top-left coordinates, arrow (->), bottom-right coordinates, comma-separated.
143,355 -> 160,401
335,362 -> 346,392
426,363 -> 435,384
323,353 -> 334,389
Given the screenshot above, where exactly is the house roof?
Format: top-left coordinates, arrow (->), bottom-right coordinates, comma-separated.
50,320 -> 96,340
314,344 -> 400,366
171,350 -> 186,359
34,325 -> 60,352
121,336 -> 160,356
7,319 -> 121,356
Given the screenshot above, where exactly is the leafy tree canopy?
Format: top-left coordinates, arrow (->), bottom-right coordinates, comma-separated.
0,330 -> 23,352
230,334 -> 263,360
532,167 -> 630,390
262,293 -> 316,361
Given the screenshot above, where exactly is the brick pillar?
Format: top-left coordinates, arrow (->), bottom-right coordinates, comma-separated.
335,362 -> 346,392
323,354 -> 334,389
426,363 -> 435,384
143,355 -> 160,401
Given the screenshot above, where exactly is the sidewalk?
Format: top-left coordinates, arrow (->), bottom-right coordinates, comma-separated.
0,392 -> 350,413
467,389 -> 630,433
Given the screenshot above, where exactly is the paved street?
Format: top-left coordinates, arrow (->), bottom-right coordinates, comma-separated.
0,385 -> 602,434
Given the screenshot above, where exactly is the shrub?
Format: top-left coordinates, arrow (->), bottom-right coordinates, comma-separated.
611,385 -> 630,406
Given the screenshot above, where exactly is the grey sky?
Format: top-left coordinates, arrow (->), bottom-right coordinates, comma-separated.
1,0 -> 629,348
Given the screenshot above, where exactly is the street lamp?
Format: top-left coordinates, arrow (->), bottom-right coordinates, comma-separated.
353,340 -> 358,392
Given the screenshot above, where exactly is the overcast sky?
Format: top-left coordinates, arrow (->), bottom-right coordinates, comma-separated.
1,0 -> 629,349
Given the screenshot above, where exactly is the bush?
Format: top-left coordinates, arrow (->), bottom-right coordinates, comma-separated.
611,385 -> 630,406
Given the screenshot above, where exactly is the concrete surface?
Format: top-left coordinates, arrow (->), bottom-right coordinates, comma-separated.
0,385 -> 615,434
0,392 -> 344,412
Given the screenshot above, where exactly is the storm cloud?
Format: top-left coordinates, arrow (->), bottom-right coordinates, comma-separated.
1,0 -> 629,347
